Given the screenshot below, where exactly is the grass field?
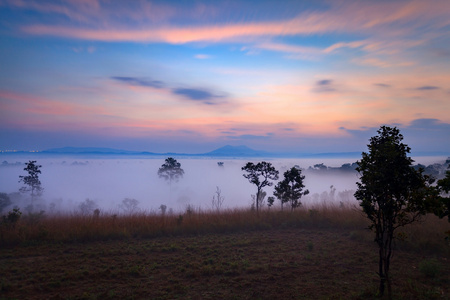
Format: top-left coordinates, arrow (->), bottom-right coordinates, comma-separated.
1,204 -> 449,299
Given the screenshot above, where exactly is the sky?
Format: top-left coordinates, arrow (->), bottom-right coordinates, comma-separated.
0,0 -> 449,155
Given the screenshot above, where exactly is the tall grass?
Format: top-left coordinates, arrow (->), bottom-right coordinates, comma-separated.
1,203 -> 448,254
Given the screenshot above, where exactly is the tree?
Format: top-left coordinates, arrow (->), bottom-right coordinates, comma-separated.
19,160 -> 43,204
274,167 -> 309,211
157,157 -> 184,186
354,126 -> 432,298
242,161 -> 279,212
429,169 -> 450,221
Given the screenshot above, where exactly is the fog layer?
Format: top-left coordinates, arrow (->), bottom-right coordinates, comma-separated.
0,156 -> 446,214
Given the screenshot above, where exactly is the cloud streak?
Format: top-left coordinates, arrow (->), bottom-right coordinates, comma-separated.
416,86 -> 440,90
111,76 -> 164,89
18,1 -> 450,44
172,88 -> 223,104
110,76 -> 227,105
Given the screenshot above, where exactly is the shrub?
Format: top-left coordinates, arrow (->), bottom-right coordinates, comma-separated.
2,208 -> 22,229
419,258 -> 441,278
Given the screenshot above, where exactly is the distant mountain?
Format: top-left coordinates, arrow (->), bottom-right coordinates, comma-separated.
42,147 -> 155,155
20,146 -> 449,159
203,145 -> 272,157
41,145 -> 272,157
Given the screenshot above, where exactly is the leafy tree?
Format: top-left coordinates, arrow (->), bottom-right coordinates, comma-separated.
1,207 -> 22,229
428,169 -> 450,221
274,167 -> 309,211
0,193 -> 12,214
242,161 -> 279,212
354,126 -> 433,298
157,157 -> 184,186
19,160 -> 43,204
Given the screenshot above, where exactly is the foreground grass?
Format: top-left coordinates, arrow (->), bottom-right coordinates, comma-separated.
1,205 -> 449,299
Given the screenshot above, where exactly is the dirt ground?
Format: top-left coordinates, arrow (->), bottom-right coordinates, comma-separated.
1,228 -> 449,299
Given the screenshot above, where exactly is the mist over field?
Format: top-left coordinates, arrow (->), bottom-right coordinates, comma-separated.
0,155 -> 448,214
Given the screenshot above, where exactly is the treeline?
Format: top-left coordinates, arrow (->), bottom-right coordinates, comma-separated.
304,159 -> 450,178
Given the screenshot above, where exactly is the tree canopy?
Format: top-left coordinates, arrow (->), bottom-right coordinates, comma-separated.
18,160 -> 43,204
157,157 -> 184,186
242,161 -> 279,212
274,167 -> 309,211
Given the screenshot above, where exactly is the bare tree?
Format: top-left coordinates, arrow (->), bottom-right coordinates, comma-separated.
120,198 -> 140,214
212,186 -> 225,211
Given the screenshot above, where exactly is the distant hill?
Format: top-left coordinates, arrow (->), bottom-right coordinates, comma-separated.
42,147 -> 155,155
10,146 -> 449,159
202,145 -> 272,157
40,145 -> 272,157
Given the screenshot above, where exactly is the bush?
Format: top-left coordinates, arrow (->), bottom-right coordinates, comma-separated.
419,258 -> 441,278
2,208 -> 22,229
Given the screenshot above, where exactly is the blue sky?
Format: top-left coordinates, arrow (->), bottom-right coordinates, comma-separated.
0,0 -> 449,154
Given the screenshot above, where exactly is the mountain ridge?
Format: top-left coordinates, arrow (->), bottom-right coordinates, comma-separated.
3,145 -> 447,158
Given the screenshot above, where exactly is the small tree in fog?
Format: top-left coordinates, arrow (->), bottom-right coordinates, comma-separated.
78,199 -> 98,216
158,157 -> 184,187
159,204 -> 167,215
120,198 -> 140,214
274,167 -> 309,211
242,162 -> 278,212
212,186 -> 225,211
355,126 -> 435,298
19,160 -> 43,204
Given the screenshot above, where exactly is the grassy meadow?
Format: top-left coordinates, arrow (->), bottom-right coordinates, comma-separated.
1,203 -> 449,299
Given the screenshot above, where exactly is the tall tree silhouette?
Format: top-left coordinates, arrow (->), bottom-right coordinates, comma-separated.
158,157 -> 184,187
355,126 -> 433,298
19,160 -> 43,205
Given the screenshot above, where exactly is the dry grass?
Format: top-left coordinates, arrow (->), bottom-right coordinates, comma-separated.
1,203 -> 448,255
1,203 -> 449,299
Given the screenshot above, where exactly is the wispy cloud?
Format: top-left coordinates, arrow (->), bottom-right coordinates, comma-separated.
110,76 -> 227,105
18,1 -> 450,43
228,134 -> 273,141
374,83 -> 392,88
172,88 -> 224,104
194,54 -> 213,59
313,79 -> 336,93
416,86 -> 440,90
111,76 -> 164,89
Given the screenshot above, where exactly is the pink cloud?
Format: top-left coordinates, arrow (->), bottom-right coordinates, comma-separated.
0,90 -> 106,121
17,1 -> 450,45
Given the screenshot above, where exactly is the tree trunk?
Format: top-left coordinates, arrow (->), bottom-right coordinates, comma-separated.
378,244 -> 385,297
256,188 -> 261,213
